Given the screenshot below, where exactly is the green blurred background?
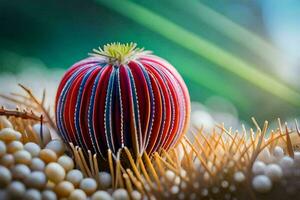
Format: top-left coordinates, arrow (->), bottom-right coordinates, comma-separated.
0,0 -> 300,128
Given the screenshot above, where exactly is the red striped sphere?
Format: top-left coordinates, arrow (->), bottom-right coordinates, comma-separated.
55,43 -> 190,157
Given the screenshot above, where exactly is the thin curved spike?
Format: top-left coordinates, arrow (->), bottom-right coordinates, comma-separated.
124,147 -> 143,181
143,152 -> 162,190
108,149 -> 115,188
285,123 -> 294,158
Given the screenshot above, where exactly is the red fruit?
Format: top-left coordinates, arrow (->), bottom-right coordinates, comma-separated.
55,43 -> 190,157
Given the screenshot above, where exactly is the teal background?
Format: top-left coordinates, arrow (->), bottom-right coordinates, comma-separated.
0,0 -> 300,125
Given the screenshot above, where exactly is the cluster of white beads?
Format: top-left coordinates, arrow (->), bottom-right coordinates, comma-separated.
252,146 -> 298,193
0,122 -> 133,200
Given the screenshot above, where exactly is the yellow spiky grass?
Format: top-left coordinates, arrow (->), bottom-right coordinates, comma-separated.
69,119 -> 299,198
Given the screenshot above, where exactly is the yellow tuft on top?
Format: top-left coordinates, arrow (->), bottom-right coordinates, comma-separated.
90,42 -> 151,65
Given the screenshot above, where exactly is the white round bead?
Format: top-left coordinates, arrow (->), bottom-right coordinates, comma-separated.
165,170 -> 176,182
24,142 -> 41,157
171,185 -> 179,194
7,181 -> 26,198
57,155 -> 74,172
279,156 -> 294,169
41,190 -> 57,200
32,123 -> 52,146
180,169 -> 187,177
69,189 -> 87,200
174,176 -> 181,185
24,189 -> 42,200
45,181 -> 55,190
131,190 -> 142,200
234,171 -> 246,183
273,146 -> 284,159
91,191 -> 113,200
14,150 -> 32,165
221,180 -> 229,188
201,188 -> 208,197
54,181 -> 74,198
112,189 -> 129,200
80,178 -> 97,195
66,169 -> 83,187
181,181 -> 188,190
45,162 -> 65,183
0,140 -> 6,157
24,171 -> 47,189
0,128 -> 22,142
12,164 -> 31,180
265,164 -> 283,182
98,171 -> 112,189
0,154 -> 14,167
45,139 -> 65,156
0,165 -> 11,187
252,161 -> 266,175
194,159 -> 202,172
252,175 -> 272,193
39,149 -> 57,163
30,157 -> 45,171
7,141 -> 23,153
